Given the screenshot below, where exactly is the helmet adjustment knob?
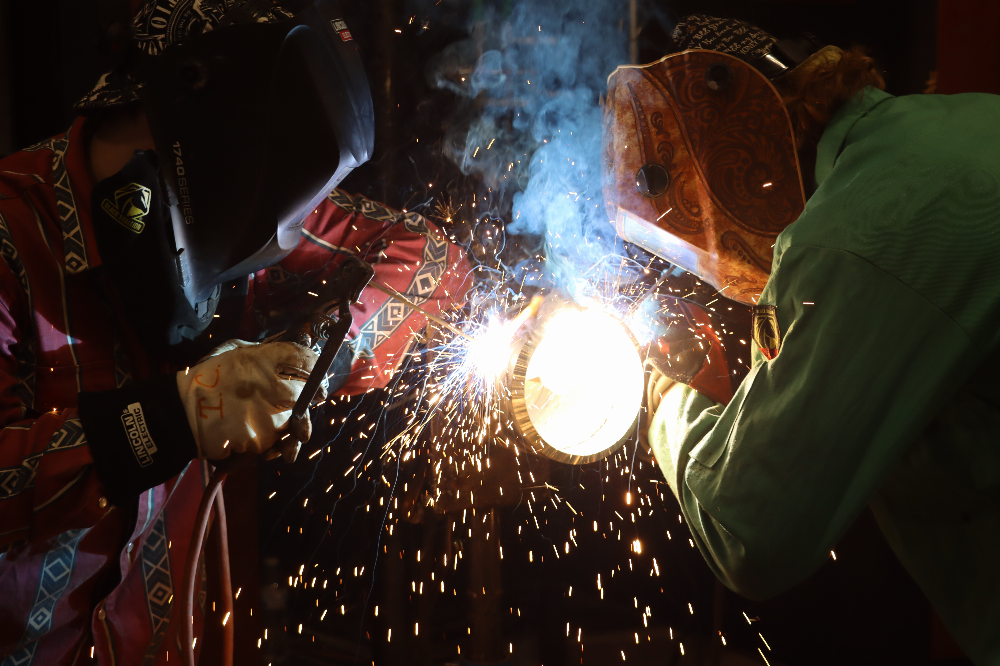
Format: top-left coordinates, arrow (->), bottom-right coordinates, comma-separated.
635,163 -> 670,198
705,63 -> 734,92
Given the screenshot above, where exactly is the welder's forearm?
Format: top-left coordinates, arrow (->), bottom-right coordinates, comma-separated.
650,381 -> 821,599
338,283 -> 468,393
338,225 -> 472,394
651,245 -> 982,600
0,410 -> 108,549
0,379 -> 193,549
648,384 -> 746,588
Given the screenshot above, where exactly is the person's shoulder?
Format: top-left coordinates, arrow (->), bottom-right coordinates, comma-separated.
879,90 -> 1000,123
314,188 -> 443,236
778,94 -> 1000,335
791,91 -> 1000,245
0,138 -> 59,202
863,92 -> 1000,169
319,188 -> 398,222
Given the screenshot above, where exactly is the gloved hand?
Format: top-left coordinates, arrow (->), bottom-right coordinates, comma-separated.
646,365 -> 677,417
176,340 -> 318,462
644,300 -> 733,406
638,362 -> 676,461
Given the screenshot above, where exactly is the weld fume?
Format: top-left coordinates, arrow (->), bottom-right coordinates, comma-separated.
426,0 -> 636,303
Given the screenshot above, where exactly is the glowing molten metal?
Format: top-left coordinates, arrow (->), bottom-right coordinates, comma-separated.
506,306 -> 643,464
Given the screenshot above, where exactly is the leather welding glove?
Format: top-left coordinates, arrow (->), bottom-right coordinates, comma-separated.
176,340 -> 318,462
644,301 -> 734,406
638,361 -> 676,457
646,363 -> 677,417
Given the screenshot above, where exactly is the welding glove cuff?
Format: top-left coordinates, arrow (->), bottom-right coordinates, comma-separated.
79,374 -> 199,505
176,340 -> 319,462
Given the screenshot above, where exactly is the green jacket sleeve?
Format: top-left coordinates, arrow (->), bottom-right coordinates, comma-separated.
649,243 -> 980,600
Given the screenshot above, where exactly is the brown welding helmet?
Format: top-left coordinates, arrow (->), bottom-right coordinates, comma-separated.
602,50 -> 806,304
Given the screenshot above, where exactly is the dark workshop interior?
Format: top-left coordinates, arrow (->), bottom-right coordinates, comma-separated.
1,1 -> 998,665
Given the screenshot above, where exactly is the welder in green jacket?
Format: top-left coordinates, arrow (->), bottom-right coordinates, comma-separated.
603,15 -> 1000,664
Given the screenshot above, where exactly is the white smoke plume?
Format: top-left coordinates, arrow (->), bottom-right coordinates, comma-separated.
426,0 -> 637,302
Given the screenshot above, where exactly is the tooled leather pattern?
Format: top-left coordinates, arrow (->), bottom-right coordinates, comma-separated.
627,81 -> 704,233
643,52 -> 803,238
720,230 -> 772,272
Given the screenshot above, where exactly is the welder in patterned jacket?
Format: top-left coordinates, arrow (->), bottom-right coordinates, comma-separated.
0,1 -> 471,664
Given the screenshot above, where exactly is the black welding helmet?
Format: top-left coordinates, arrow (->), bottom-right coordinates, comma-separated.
137,0 -> 373,305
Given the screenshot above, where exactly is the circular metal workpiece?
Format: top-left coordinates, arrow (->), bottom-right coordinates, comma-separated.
503,307 -> 644,465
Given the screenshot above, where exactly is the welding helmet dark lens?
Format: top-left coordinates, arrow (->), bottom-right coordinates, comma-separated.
140,0 -> 373,306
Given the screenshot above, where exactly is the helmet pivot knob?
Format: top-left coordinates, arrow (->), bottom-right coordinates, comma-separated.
635,163 -> 670,198
705,62 -> 734,92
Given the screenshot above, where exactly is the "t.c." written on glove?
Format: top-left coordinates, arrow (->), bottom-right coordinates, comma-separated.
176,340 -> 318,462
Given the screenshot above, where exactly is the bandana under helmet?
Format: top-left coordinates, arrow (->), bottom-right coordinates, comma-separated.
670,14 -> 778,63
670,14 -> 826,81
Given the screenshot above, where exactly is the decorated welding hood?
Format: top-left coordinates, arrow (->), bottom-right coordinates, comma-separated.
140,0 -> 374,306
602,20 -> 821,304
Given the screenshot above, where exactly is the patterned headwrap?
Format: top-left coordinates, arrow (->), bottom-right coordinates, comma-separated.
73,0 -> 294,113
670,14 -> 777,63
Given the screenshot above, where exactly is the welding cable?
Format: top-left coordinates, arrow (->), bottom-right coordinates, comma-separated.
179,457 -> 237,666
177,317 -> 350,666
211,476 -> 234,663
178,307 -> 357,666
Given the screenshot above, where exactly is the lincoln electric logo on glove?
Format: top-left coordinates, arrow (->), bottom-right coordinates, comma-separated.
101,183 -> 151,234
121,402 -> 158,467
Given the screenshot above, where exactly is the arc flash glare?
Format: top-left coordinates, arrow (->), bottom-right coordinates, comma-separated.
503,306 -> 644,464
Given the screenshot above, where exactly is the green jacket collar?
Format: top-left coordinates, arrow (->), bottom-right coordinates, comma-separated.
814,87 -> 893,186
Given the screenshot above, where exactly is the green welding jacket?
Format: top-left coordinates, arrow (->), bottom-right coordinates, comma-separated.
648,87 -> 1000,664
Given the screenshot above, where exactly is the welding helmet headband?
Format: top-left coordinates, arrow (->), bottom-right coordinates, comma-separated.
139,0 -> 373,306
603,17 -> 824,304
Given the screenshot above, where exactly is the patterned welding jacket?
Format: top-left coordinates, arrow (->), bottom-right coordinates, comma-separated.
0,117 -> 470,665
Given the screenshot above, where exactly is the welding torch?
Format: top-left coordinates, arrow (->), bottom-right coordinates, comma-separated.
274,255 -> 376,455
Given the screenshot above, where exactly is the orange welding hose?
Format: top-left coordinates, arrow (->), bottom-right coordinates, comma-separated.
180,467 -> 233,666
212,480 -> 234,664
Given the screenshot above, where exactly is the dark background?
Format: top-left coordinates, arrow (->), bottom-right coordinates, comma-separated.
2,1 -> 999,665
